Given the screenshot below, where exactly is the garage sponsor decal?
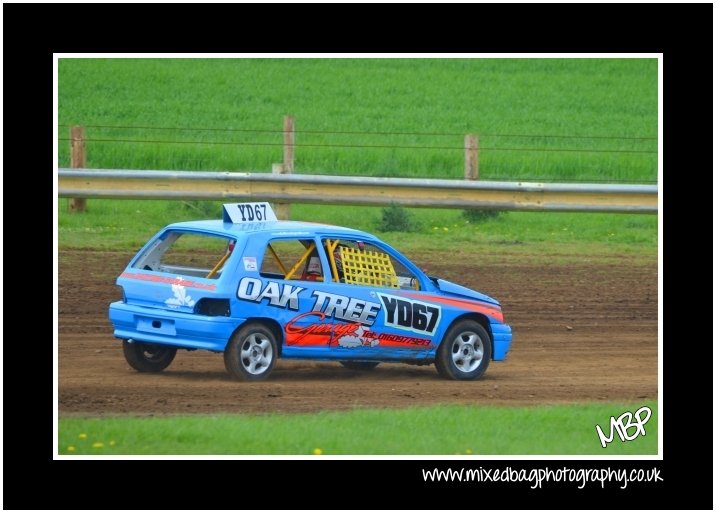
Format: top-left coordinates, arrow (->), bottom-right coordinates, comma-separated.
237,277 -> 304,310
284,312 -> 432,348
310,290 -> 381,326
236,280 -> 433,348
236,279 -> 382,323
377,293 -> 441,336
335,326 -> 431,348
285,312 -> 368,347
336,325 -> 380,348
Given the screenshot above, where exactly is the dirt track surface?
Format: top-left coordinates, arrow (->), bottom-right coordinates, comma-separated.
59,249 -> 657,416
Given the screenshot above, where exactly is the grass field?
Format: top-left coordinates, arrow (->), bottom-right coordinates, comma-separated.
58,401 -> 657,456
58,58 -> 657,182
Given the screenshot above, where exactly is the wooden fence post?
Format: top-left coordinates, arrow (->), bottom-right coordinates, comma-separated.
283,115 -> 295,174
464,133 -> 478,181
270,115 -> 294,220
272,163 -> 290,220
68,125 -> 87,212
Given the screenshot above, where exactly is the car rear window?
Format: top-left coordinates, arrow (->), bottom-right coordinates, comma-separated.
132,231 -> 235,279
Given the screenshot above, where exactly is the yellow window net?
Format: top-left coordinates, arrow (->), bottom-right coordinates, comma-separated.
339,246 -> 399,288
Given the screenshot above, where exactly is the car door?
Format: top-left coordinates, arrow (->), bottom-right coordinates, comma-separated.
247,236 -> 338,359
319,237 -> 436,361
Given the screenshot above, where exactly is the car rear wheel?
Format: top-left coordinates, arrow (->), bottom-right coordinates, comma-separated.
435,320 -> 491,380
224,323 -> 278,381
339,361 -> 380,371
123,340 -> 177,372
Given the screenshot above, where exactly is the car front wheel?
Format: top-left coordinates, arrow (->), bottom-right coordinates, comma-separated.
435,320 -> 491,380
224,323 -> 278,381
123,340 -> 177,372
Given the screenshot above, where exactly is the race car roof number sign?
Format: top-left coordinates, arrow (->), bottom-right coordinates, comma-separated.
223,202 -> 278,223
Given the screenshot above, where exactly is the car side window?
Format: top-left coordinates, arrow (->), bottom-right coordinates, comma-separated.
260,238 -> 326,282
321,238 -> 420,290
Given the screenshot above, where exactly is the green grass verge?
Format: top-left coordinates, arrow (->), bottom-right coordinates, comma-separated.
59,401 -> 657,456
58,198 -> 657,263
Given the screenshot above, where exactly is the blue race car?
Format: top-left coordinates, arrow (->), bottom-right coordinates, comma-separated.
109,203 -> 512,380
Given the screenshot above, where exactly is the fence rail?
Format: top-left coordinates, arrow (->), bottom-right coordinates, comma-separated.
58,123 -> 658,140
58,169 -> 658,214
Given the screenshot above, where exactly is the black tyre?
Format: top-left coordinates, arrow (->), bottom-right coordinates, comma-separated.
339,361 -> 380,371
224,323 -> 278,381
123,340 -> 177,373
435,320 -> 491,380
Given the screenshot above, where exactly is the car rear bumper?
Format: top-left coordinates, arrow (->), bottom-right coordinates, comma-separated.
109,301 -> 242,351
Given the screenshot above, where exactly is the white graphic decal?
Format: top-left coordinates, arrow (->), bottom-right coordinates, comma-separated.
165,280 -> 196,308
337,326 -> 380,348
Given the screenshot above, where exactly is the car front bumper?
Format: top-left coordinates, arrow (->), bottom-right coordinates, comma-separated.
491,322 -> 512,360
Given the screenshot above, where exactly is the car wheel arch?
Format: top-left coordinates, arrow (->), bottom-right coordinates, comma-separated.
226,318 -> 285,357
444,313 -> 493,360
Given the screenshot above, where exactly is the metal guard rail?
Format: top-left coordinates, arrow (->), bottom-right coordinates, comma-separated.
58,169 -> 657,214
